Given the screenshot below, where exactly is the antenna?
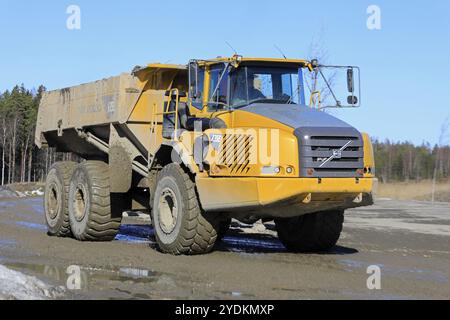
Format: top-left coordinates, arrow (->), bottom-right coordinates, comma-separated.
225,41 -> 238,55
274,45 -> 287,59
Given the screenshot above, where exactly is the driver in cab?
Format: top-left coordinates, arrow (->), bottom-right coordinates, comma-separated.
230,72 -> 266,107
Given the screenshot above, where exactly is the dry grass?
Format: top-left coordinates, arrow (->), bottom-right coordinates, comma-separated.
377,180 -> 450,202
7,182 -> 45,193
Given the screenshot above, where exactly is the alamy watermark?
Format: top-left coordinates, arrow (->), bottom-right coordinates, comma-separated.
367,5 -> 381,30
66,5 -> 81,30
44,264 -> 86,290
66,265 -> 83,290
366,265 -> 382,290
170,127 -> 282,169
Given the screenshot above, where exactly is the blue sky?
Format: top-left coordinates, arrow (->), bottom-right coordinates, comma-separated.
1,0 -> 449,145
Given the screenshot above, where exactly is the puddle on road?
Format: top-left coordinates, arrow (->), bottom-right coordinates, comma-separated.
12,220 -> 155,245
115,223 -> 288,254
11,218 -> 349,257
30,204 -> 44,216
339,259 -> 450,284
341,290 -> 411,300
0,202 -> 18,209
0,258 -> 168,299
221,236 -> 286,253
0,239 -> 16,249
217,290 -> 256,299
115,224 -> 154,244
16,221 -> 47,231
116,224 -> 286,256
7,198 -> 287,255
0,197 -> 43,208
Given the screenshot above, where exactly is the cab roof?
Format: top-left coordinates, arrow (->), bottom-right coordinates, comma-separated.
133,56 -> 312,77
205,56 -> 309,66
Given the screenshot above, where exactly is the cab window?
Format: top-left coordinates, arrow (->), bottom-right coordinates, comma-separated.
208,64 -> 229,112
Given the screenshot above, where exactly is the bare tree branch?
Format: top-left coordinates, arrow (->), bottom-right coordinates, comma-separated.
305,28 -> 337,106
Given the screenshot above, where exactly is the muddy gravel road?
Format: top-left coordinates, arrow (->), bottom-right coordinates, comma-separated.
0,196 -> 449,300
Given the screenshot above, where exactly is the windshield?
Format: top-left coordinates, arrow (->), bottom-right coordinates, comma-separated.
230,66 -> 301,108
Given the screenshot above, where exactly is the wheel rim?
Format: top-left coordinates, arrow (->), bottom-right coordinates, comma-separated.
46,183 -> 59,220
158,188 -> 178,234
73,184 -> 87,222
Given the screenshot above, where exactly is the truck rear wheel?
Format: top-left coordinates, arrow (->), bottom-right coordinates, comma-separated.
68,161 -> 122,241
275,210 -> 344,252
44,162 -> 77,237
152,164 -> 220,255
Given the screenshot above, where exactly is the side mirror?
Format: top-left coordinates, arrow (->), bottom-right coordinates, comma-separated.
189,61 -> 200,100
347,95 -> 358,105
347,68 -> 354,93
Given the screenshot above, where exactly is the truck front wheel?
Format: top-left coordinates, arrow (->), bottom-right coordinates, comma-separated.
68,161 -> 123,241
275,210 -> 344,252
44,162 -> 77,237
152,164 -> 220,255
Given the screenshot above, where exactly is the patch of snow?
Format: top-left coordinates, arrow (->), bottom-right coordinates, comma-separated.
235,221 -> 277,237
23,189 -> 44,197
34,189 -> 44,196
0,265 -> 65,300
0,186 -> 44,199
123,211 -> 151,222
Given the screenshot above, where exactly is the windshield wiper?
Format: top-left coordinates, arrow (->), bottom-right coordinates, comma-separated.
210,63 -> 230,105
232,98 -> 288,109
284,94 -> 298,105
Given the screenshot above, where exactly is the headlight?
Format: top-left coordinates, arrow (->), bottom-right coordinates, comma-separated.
262,166 -> 281,175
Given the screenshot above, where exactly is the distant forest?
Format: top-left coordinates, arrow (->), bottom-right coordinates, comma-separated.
0,85 -> 449,185
372,140 -> 449,183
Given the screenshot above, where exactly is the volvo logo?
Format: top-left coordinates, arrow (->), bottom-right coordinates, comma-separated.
319,140 -> 353,168
332,149 -> 343,159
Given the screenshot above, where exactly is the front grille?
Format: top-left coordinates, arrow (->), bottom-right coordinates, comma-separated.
217,134 -> 254,175
295,127 -> 364,178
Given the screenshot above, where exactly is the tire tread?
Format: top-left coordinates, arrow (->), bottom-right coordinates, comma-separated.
45,161 -> 77,237
70,161 -> 122,242
154,164 -> 219,255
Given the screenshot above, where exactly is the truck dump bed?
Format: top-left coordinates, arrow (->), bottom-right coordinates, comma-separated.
35,73 -> 140,148
35,64 -> 187,162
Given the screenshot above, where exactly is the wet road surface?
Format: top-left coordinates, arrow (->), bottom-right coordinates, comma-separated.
0,196 -> 449,299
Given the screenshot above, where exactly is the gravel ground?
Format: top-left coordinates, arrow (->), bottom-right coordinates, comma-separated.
0,197 -> 449,300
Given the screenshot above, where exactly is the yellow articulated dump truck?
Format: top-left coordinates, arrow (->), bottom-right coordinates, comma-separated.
35,55 -> 376,255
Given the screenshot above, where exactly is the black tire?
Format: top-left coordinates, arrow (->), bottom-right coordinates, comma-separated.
217,218 -> 231,242
68,161 -> 123,241
275,210 -> 344,252
152,163 -> 220,255
44,162 -> 77,237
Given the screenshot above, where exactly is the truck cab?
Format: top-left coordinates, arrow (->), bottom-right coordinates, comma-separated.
157,56 -> 374,210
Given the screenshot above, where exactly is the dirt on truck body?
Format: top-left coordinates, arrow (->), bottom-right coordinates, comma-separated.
35,56 -> 377,255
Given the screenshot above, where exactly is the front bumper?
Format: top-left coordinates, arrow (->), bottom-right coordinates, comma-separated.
196,177 -> 376,217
